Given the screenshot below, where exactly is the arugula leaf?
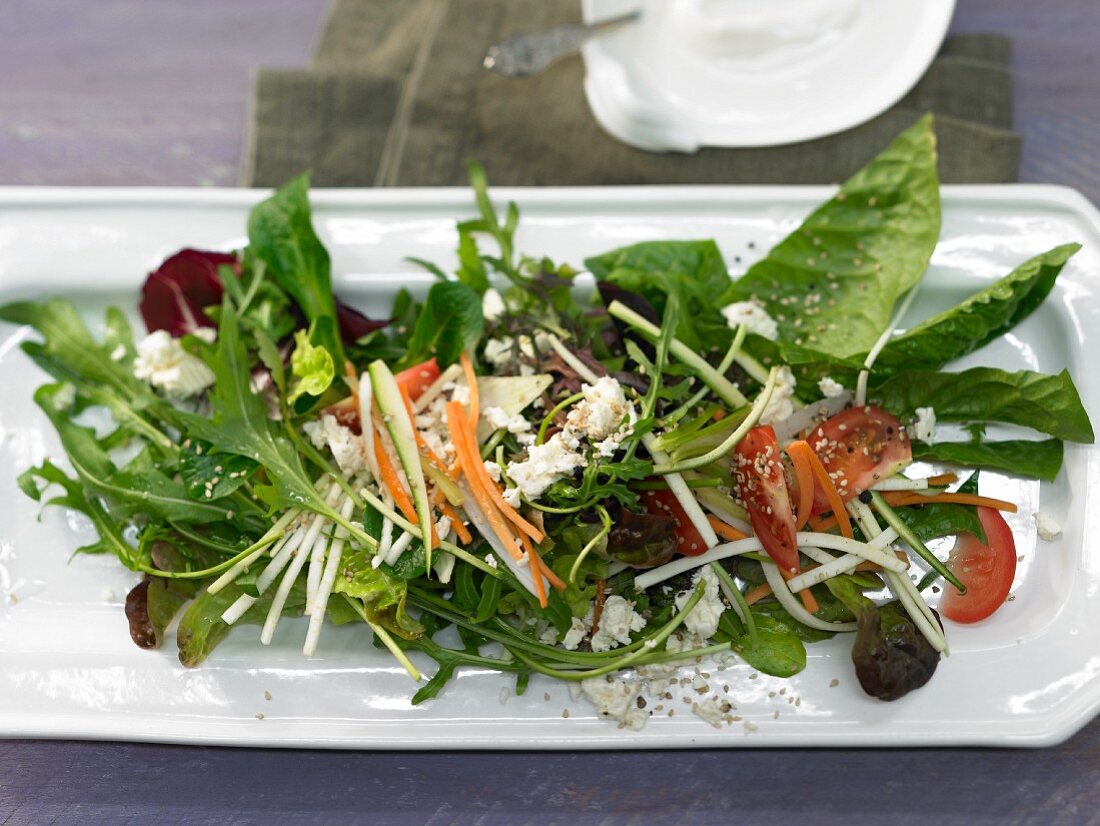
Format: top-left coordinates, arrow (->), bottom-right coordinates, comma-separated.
723,115 -> 941,357
288,327 -> 335,404
876,244 -> 1080,375
586,240 -> 731,352
246,173 -> 344,364
912,438 -> 1064,481
17,459 -> 142,568
34,383 -> 235,526
179,439 -> 257,501
401,281 -> 484,368
873,367 -> 1093,443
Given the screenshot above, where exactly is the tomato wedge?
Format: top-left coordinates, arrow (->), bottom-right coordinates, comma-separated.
940,507 -> 1017,624
733,425 -> 799,574
808,405 -> 911,513
639,489 -> 709,557
395,357 -> 440,401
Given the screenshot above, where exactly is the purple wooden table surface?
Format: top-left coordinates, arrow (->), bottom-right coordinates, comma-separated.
2,1 -> 1100,823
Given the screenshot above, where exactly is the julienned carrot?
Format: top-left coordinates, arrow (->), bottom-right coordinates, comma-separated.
809,513 -> 836,533
445,403 -> 523,560
885,491 -> 1018,513
460,353 -> 479,432
784,440 -> 817,531
925,472 -> 959,487
446,401 -> 545,544
533,555 -> 566,592
517,531 -> 547,608
434,493 -> 472,545
800,447 -> 854,539
708,515 -> 749,542
373,430 -> 441,548
781,567 -> 820,613
744,583 -> 773,606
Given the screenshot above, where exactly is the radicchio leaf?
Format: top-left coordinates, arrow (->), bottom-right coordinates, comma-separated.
336,299 -> 389,345
139,249 -> 237,336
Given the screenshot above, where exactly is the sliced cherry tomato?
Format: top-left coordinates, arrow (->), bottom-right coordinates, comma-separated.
733,425 -> 799,574
395,357 -> 440,401
324,395 -> 361,434
639,489 -> 709,557
940,507 -> 1017,624
808,405 -> 911,513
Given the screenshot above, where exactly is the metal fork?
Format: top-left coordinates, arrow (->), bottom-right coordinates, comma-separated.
483,11 -> 641,78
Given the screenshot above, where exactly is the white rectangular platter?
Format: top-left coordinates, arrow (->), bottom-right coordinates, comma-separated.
1,184 -> 1099,748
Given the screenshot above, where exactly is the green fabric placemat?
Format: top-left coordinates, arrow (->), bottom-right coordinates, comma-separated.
243,0 -> 1019,188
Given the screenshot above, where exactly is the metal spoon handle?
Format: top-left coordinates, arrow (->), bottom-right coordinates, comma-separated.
483,11 -> 641,78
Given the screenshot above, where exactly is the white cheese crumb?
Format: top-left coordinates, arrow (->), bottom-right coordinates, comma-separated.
482,405 -> 533,437
482,460 -> 502,483
443,380 -> 470,405
1034,511 -> 1062,541
720,300 -> 779,340
109,344 -> 127,362
913,407 -> 936,443
482,288 -> 506,322
502,485 -> 522,508
483,553 -> 499,569
133,330 -> 215,399
817,376 -> 845,398
303,414 -> 371,476
760,365 -> 797,426
588,595 -> 646,652
674,567 -> 725,639
506,433 -> 586,500
693,697 -> 726,728
483,337 -> 513,370
566,376 -> 637,444
561,616 -> 587,651
538,623 -> 560,645
580,675 -> 647,730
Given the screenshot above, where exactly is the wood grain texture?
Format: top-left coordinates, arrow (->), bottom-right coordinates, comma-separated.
1,1 -> 1099,824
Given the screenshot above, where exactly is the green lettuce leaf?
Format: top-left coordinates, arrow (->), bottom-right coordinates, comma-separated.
875,244 -> 1080,375
178,438 -> 257,501
335,546 -> 424,640
288,327 -> 335,404
911,438 -> 1063,481
401,281 -> 484,368
723,115 -> 941,358
872,367 -> 1093,443
246,173 -> 344,365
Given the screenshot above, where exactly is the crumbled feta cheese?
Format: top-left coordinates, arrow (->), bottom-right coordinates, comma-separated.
579,675 -> 647,730
133,330 -> 215,399
817,376 -> 845,398
760,366 -> 797,425
674,567 -> 725,639
720,300 -> 779,340
502,486 -> 521,508
482,460 -> 502,482
566,376 -> 636,444
303,414 -> 371,476
693,696 -> 727,728
1034,511 -> 1062,541
506,433 -> 586,500
443,380 -> 470,405
482,288 -> 506,322
537,623 -> 559,646
482,405 -> 533,437
483,553 -> 499,569
588,595 -> 646,652
665,631 -> 706,656
561,616 -> 587,651
913,407 -> 936,443
483,337 -> 514,370
109,344 -> 127,362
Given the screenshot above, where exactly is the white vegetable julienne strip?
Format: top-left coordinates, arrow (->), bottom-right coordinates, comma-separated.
413,363 -> 462,412
220,594 -> 256,625
304,497 -> 356,656
695,488 -> 752,535
206,508 -> 300,595
794,530 -> 905,571
787,551 -> 867,593
545,333 -> 600,384
634,538 -> 762,591
773,392 -> 852,445
384,531 -> 414,565
433,551 -> 456,584
761,561 -> 858,633
358,374 -> 381,483
855,286 -> 920,407
260,484 -> 343,645
872,476 -> 930,492
256,524 -> 308,593
847,500 -> 947,653
459,483 -> 539,596
644,433 -> 719,549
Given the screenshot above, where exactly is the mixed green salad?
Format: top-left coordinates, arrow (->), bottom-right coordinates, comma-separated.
4,116 -> 1092,727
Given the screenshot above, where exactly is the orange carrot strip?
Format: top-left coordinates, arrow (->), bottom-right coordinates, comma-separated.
925,472 -> 959,487
784,440 -> 818,531
708,515 -> 749,542
808,513 -> 837,533
460,353 -> 479,432
887,492 -> 1018,513
533,555 -> 567,592
435,495 -> 472,545
372,429 -> 440,548
781,567 -> 820,613
744,583 -> 773,606
445,403 -> 523,560
447,401 -> 545,544
517,531 -> 547,608
801,447 -> 853,539
398,383 -> 452,475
